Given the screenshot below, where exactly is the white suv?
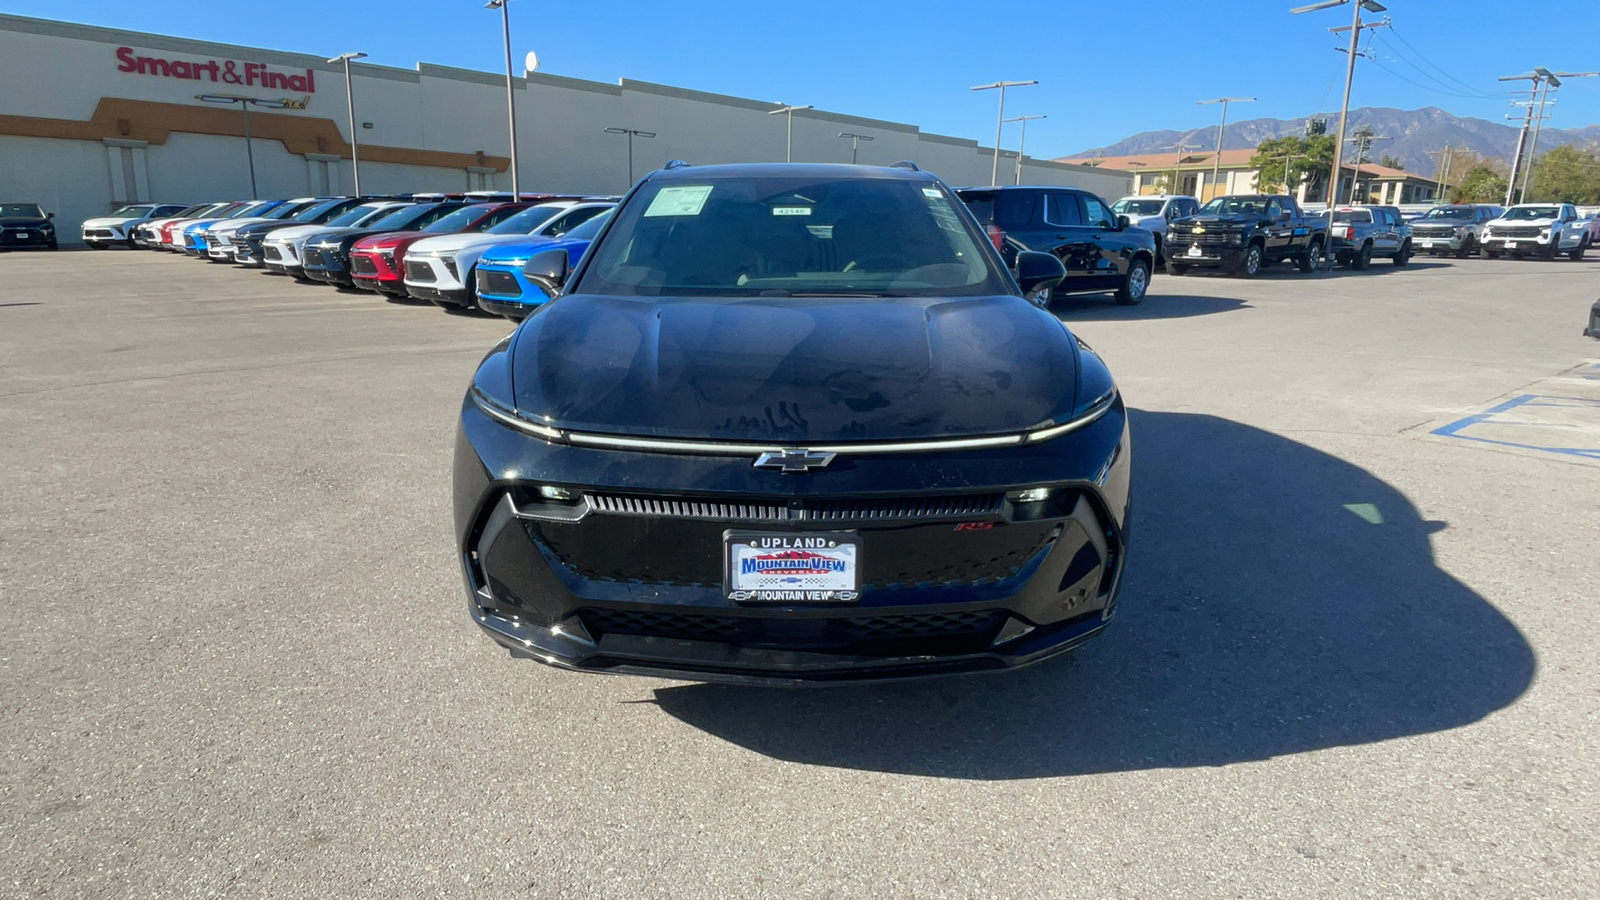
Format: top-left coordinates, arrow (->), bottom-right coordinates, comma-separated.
1109,195 -> 1200,262
402,201 -> 613,307
1482,203 -> 1589,260
81,203 -> 189,249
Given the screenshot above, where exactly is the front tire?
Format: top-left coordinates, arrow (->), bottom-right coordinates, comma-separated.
1230,243 -> 1264,278
1455,237 -> 1473,259
1164,261 -> 1190,276
1484,248 -> 1501,259
1392,240 -> 1411,267
1297,239 -> 1324,273
86,241 -> 108,251
1115,258 -> 1150,305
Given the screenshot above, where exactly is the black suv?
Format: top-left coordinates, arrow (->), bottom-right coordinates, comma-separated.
0,202 -> 58,250
957,186 -> 1157,305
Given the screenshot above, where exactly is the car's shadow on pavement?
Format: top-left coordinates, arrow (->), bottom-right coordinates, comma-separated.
651,410 -> 1537,778
1054,293 -> 1250,321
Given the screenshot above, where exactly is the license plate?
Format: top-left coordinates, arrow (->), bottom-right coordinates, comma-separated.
1187,244 -> 1202,258
725,531 -> 860,602
1421,241 -> 1433,248
16,232 -> 30,240
1505,241 -> 1517,249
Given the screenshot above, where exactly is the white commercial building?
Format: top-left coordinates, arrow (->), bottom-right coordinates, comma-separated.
0,14 -> 1130,244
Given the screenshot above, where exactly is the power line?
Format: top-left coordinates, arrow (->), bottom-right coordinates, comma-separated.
1367,55 -> 1505,101
1385,24 -> 1499,99
1369,33 -> 1501,100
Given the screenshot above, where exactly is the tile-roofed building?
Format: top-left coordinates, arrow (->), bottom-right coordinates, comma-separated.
1056,148 -> 1445,206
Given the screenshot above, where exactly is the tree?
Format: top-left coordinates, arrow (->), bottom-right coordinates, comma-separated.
1526,145 -> 1600,204
1250,135 -> 1336,198
1451,165 -> 1508,203
1379,153 -> 1405,170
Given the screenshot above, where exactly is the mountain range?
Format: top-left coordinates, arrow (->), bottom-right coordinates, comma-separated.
1065,107 -> 1600,175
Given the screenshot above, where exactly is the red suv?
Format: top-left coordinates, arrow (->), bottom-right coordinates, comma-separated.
349,202 -> 534,297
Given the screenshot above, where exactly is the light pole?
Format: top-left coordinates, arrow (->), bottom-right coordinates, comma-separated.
604,127 -> 656,185
1277,151 -> 1309,194
327,52 -> 367,195
1507,68 -> 1597,203
1005,114 -> 1046,185
971,80 -> 1037,187
768,103 -> 812,163
838,132 -> 874,165
195,93 -> 289,200
485,0 -> 520,197
1196,97 -> 1254,201
1292,0 -> 1388,205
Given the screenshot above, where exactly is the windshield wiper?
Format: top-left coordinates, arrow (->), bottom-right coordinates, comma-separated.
768,290 -> 905,298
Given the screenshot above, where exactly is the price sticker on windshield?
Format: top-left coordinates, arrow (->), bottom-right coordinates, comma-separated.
644,185 -> 713,217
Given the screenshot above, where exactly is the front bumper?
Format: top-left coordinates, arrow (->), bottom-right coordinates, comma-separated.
2,228 -> 56,248
412,284 -> 474,306
475,265 -> 549,318
453,397 -> 1133,685
1482,236 -> 1551,253
1412,232 -> 1465,251
1169,242 -> 1245,267
82,226 -> 126,243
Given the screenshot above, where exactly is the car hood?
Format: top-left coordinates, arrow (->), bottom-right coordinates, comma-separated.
268,224 -> 347,243
1178,214 -> 1267,227
408,232 -> 531,257
506,293 -> 1079,442
208,217 -> 275,234
1489,218 -> 1556,227
0,217 -> 49,227
82,216 -> 135,228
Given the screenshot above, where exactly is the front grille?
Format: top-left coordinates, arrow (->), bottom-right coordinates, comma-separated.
1494,226 -> 1541,238
1411,225 -> 1458,237
478,269 -> 521,297
302,247 -> 325,268
1169,229 -> 1239,247
584,492 -> 1005,522
405,259 -> 437,282
263,245 -> 282,261
577,607 -> 1008,648
350,255 -> 379,276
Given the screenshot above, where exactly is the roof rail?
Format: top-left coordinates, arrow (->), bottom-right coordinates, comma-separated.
663,159 -> 692,170
890,160 -> 920,171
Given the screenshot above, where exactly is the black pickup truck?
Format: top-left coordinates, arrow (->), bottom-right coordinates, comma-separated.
1163,194 -> 1328,277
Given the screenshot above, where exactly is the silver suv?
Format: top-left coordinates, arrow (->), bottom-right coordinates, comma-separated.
1409,204 -> 1501,258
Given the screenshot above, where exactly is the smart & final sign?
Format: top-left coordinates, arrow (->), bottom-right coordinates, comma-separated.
115,47 -> 317,93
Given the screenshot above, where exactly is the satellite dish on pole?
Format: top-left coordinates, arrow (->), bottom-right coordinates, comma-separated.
524,51 -> 539,74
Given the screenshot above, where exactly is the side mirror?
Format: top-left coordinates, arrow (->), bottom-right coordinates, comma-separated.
521,247 -> 570,297
1116,214 -> 1131,229
1278,211 -> 1292,223
47,212 -> 55,219
1015,250 -> 1066,299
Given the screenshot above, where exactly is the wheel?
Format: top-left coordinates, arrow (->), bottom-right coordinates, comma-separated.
1541,240 -> 1559,260
1455,237 -> 1473,259
86,241 -> 108,251
1392,241 -> 1411,267
1484,248 -> 1501,259
1164,261 -> 1189,276
1115,258 -> 1150,305
1351,241 -> 1373,270
1230,243 -> 1264,278
1571,237 -> 1590,261
47,239 -> 59,251
1297,239 -> 1324,273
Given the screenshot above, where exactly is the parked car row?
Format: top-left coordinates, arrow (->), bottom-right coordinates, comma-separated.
116,191 -> 618,318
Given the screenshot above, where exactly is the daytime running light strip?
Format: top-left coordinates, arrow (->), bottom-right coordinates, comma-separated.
471,388 -> 1117,455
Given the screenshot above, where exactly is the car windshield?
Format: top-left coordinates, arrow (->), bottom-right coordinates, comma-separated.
423,205 -> 504,233
576,175 -> 1008,298
1423,207 -> 1474,220
107,204 -> 158,219
1332,210 -> 1373,223
563,209 -> 612,241
1,203 -> 45,218
1503,206 -> 1560,220
1200,197 -> 1270,216
1113,199 -> 1166,216
487,205 -> 568,235
227,201 -> 278,218
326,205 -> 394,228
293,199 -> 352,222
366,204 -> 455,231
263,202 -> 313,220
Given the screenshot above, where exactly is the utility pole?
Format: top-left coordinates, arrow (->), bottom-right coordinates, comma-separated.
1501,68 -> 1599,203
1163,139 -> 1199,196
1197,97 -> 1254,201
1292,0 -> 1389,206
1426,144 -> 1453,202
1345,128 -> 1389,202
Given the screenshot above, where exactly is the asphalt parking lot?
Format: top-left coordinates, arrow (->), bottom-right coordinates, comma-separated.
3,249 -> 1598,899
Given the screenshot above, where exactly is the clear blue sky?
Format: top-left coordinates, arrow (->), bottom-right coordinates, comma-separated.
6,0 -> 1599,156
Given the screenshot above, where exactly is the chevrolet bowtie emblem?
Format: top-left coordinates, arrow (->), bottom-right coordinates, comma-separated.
754,448 -> 837,473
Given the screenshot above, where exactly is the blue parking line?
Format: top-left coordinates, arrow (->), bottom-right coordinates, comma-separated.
1432,393 -> 1600,460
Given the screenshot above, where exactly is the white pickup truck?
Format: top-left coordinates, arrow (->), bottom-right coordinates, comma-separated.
1110,195 -> 1200,263
1481,203 -> 1589,260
